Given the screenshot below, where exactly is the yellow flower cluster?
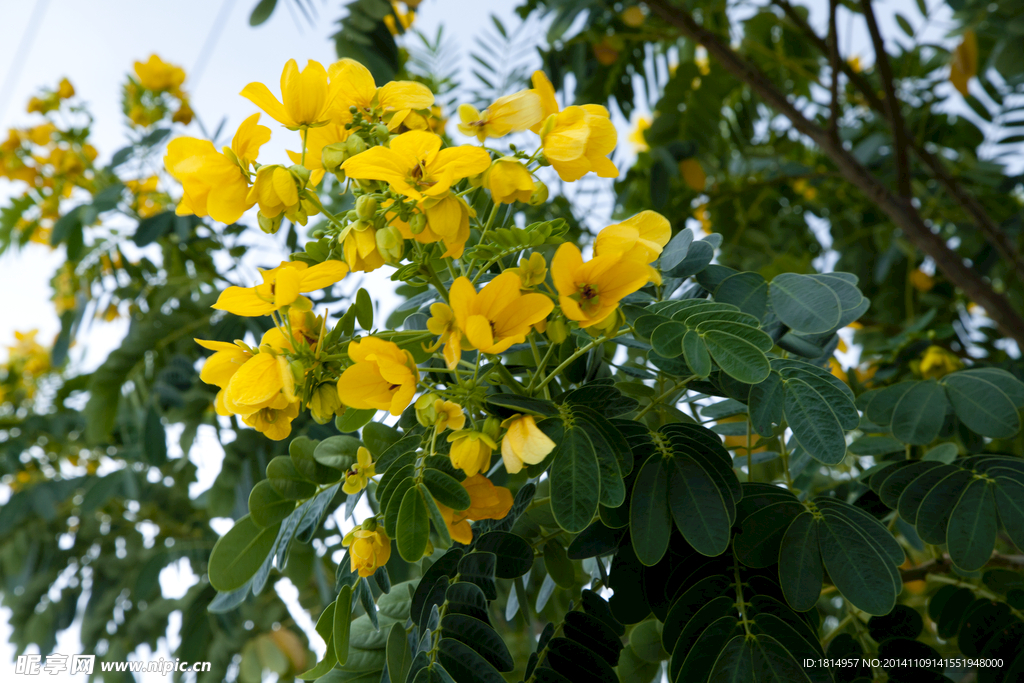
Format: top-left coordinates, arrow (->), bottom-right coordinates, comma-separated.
0,330 -> 53,406
125,54 -> 193,128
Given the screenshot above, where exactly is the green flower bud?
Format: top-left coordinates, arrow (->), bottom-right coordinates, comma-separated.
321,142 -> 349,173
309,383 -> 343,424
372,124 -> 390,142
482,416 -> 501,442
409,213 -> 427,235
375,225 -> 405,263
356,178 -> 379,192
356,195 -> 378,220
529,179 -> 549,206
346,210 -> 359,222
258,212 -> 283,234
289,164 -> 311,186
546,317 -> 569,344
416,392 -> 441,427
346,135 -> 367,157
362,516 -> 378,532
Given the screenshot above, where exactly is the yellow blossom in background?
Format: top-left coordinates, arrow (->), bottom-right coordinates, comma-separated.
449,272 -> 554,357
384,2 -> 415,35
344,526 -> 391,577
457,89 -> 542,142
213,260 -> 348,317
125,176 -> 166,218
337,337 -> 419,415
447,430 -> 497,477
950,30 -> 977,97
551,243 -> 648,328
165,113 -> 271,224
847,55 -> 863,73
916,346 -> 963,380
483,157 -> 534,204
622,6 -> 645,27
343,447 -> 376,494
435,400 -> 466,433
679,158 -> 707,191
593,40 -> 620,66
435,475 -> 514,543
327,59 -> 434,130
693,203 -> 712,232
134,54 -> 186,92
508,252 -> 547,288
531,71 -> 618,182
629,116 -> 650,152
242,59 -> 339,130
910,269 -> 935,292
500,414 -> 556,474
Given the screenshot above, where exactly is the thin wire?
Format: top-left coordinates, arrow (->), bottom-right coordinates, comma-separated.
0,0 -> 53,126
189,0 -> 239,89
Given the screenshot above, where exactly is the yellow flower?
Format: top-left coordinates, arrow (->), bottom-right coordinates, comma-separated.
242,399 -> 301,441
134,54 -> 186,92
326,59 -> 434,130
629,116 -> 650,152
551,243 -> 649,328
57,78 -> 75,99
247,164 -> 323,219
449,272 -> 554,358
242,59 -> 339,130
508,252 -> 547,288
447,431 -> 497,477
384,4 -> 415,35
286,122 -> 350,170
435,400 -> 466,433
342,221 -> 386,273
126,176 -> 166,218
195,339 -> 252,390
344,526 -> 391,577
622,6 -> 645,27
679,159 -> 707,191
457,89 -> 543,142
483,157 -> 534,204
164,113 -> 270,224
916,346 -> 963,380
910,269 -> 935,292
950,30 -> 977,97
426,302 -> 463,369
343,446 -> 376,494
500,414 -> 556,474
531,71 -> 618,182
693,203 -> 712,232
594,211 -> 671,285
337,337 -> 419,416
213,260 -> 348,317
435,475 -> 514,543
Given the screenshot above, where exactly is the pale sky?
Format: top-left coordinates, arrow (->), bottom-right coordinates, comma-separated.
0,0 -> 968,679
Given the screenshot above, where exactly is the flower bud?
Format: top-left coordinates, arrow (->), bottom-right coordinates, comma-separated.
309,382 -> 343,424
375,225 -> 405,263
538,115 -> 557,140
356,178 -> 379,192
321,142 -> 349,173
587,307 -> 625,338
289,164 -> 312,186
529,179 -> 549,206
546,317 -> 569,344
362,517 -> 378,532
346,135 -> 367,157
372,124 -> 390,142
409,213 -> 427,235
346,210 -> 359,222
356,195 -> 378,220
482,416 -> 501,442
416,392 -> 441,426
258,212 -> 283,234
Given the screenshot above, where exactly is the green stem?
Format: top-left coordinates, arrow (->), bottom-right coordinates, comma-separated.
633,376 -> 695,420
530,336 -> 607,394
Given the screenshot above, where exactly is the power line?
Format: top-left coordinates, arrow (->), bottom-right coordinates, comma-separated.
0,0 -> 53,126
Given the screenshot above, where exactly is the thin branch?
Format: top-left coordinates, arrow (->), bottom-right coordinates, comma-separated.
646,0 -> 1024,348
772,0 -> 1024,275
861,0 -> 912,198
900,553 -> 1024,583
826,0 -> 841,141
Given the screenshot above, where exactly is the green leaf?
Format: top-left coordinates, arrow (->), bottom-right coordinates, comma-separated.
334,584 -> 353,665
543,539 -> 576,588
668,456 -> 731,556
297,602 -> 337,679
290,436 -> 342,485
630,457 -> 671,565
363,421 -> 401,456
659,228 -> 693,272
817,514 -> 897,616
923,443 -> 959,464
942,371 -> 1022,438
422,485 -> 452,549
702,329 -> 771,384
994,478 -> 1024,551
549,425 -> 601,533
436,638 -> 506,683
355,288 -> 374,329
440,614 -> 515,672
897,465 -> 961,528
748,372 -> 784,437
890,379 -> 949,445
337,408 -> 377,432
386,623 -> 413,683
266,456 -> 317,500
314,435 -> 361,470
484,393 -> 558,417
422,468 -> 471,511
651,321 -> 687,358
667,239 -> 714,278
208,515 -> 282,592
133,211 -> 175,247
397,486 -> 430,562
574,407 -> 626,507
714,272 -> 768,319
779,512 -> 822,612
769,273 -> 842,334
682,330 -> 712,378
783,378 -> 847,465
947,479 -> 997,571
697,320 -> 773,353
476,531 -> 533,579
248,480 -> 295,528
895,12 -> 914,36
142,405 -> 167,465
864,381 -> 917,426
